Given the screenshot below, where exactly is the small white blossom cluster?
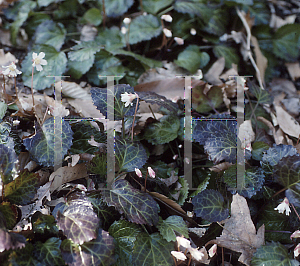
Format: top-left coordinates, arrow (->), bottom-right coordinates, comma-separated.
274,197 -> 291,216
171,236 -> 217,262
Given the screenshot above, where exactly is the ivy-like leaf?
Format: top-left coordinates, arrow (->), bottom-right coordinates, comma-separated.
193,115 -> 237,163
137,91 -> 179,113
248,81 -> 272,105
4,170 -> 39,205
157,215 -> 189,242
223,165 -> 265,198
272,24 -> 300,61
21,45 -> 67,91
251,242 -> 299,266
33,20 -> 66,51
23,117 -> 73,167
81,8 -> 102,26
128,14 -> 162,45
0,202 -> 18,230
32,212 -> 59,234
144,115 -> 180,145
68,41 -> 102,62
56,194 -> 100,245
274,155 -> 300,208
192,189 -> 229,222
9,243 -> 42,266
132,232 -> 174,266
0,142 -> 18,184
115,139 -> 148,172
261,144 -> 298,174
105,0 -> 134,18
101,179 -> 160,226
203,9 -> 228,36
0,101 -> 7,120
177,176 -> 189,205
61,229 -> 115,266
34,237 -> 64,266
69,121 -> 106,155
91,84 -> 139,120
109,220 -> 143,265
174,0 -> 213,21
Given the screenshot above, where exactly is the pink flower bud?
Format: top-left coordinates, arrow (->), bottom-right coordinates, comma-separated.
148,167 -> 155,178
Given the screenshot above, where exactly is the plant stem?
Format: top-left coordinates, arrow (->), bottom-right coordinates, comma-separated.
122,117 -> 125,139
144,171 -> 148,192
14,76 -> 19,102
31,66 -> 35,107
2,75 -> 8,103
131,93 -> 139,142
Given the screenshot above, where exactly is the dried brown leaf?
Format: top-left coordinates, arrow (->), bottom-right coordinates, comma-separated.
208,194 -> 264,266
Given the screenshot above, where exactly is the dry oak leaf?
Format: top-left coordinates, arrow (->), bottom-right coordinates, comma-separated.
207,194 -> 264,266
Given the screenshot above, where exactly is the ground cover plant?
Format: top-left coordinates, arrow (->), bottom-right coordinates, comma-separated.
0,0 -> 300,265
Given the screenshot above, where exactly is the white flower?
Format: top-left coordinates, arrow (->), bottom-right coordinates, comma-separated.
187,211 -> 193,217
120,92 -> 137,107
121,26 -> 127,34
148,167 -> 156,178
123,17 -> 131,24
163,28 -> 172,38
161,14 -> 173,22
188,247 -> 205,261
176,236 -> 191,249
190,28 -> 197,35
291,230 -> 300,239
208,244 -> 217,257
2,62 -> 22,77
274,197 -> 291,216
171,251 -> 187,261
174,37 -> 184,45
173,154 -> 178,160
32,52 -> 47,71
295,243 -> 300,257
135,168 -> 142,178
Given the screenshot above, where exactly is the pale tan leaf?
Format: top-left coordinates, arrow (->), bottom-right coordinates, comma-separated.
208,194 -> 264,266
204,57 -> 225,85
49,163 -> 88,192
275,104 -> 300,138
251,36 -> 267,84
59,81 -> 91,100
285,62 -> 300,81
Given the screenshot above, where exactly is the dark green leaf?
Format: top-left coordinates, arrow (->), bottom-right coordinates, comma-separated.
4,170 -> 39,205
177,176 -> 189,205
101,179 -> 160,226
251,242 -> 299,266
174,45 -> 202,73
23,117 -> 73,167
213,45 -> 240,68
111,49 -> 163,68
57,194 -> 100,245
115,139 -> 148,172
192,189 -> 229,222
0,120 -> 11,144
274,155 -> 300,208
0,202 -> 18,230
9,243 -> 42,266
105,0 -> 134,18
38,0 -> 61,7
69,121 -> 106,155
61,229 -> 115,266
109,220 -> 143,265
248,81 -> 272,104
203,9 -> 228,36
10,1 -> 36,45
82,8 -> 102,26
32,213 -> 59,234
132,232 -> 174,266
225,0 -> 253,4
143,0 -> 173,14
174,0 -> 213,21
144,115 -> 180,145
157,215 -> 189,242
91,84 -> 139,120
252,141 -> 270,161
21,45 -> 67,90
192,115 -> 237,163
0,142 -> 18,184
68,40 -> 102,62
33,20 -> 66,51
34,238 -> 64,266
273,24 -> 300,61
128,14 -> 162,45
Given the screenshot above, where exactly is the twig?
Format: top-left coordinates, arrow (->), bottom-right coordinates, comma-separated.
235,7 -> 265,90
